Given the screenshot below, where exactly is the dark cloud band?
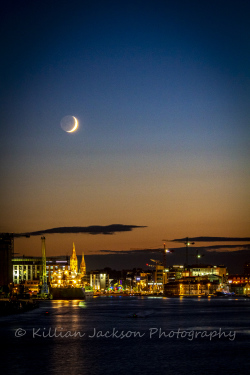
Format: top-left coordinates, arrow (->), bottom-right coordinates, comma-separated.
99,244 -> 250,254
171,236 -> 250,242
14,224 -> 146,237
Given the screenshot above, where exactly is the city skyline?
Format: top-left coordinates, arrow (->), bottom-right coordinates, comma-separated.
11,233 -> 250,275
1,1 -> 249,261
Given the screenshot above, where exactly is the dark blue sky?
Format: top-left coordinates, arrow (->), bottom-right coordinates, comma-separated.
0,0 -> 249,258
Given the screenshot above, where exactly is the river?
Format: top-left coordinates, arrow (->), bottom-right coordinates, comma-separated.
1,296 -> 250,374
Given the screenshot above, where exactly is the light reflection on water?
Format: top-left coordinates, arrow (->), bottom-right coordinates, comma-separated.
1,297 -> 250,375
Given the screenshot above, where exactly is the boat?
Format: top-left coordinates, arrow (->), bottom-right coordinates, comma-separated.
214,291 -> 235,297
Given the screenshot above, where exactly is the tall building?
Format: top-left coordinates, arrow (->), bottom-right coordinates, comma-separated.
146,265 -> 168,293
0,233 -> 14,287
154,265 -> 168,285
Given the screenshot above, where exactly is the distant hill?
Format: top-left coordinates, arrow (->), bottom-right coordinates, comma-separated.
82,248 -> 250,274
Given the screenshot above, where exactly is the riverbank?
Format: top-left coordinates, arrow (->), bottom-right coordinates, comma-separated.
0,298 -> 39,316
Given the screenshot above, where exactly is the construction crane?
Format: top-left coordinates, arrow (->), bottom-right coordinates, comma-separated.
146,259 -> 163,268
131,243 -> 173,269
162,243 -> 174,268
40,236 -> 48,296
162,237 -> 195,266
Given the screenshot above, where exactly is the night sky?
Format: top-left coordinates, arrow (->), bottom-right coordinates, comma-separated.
1,0 -> 249,263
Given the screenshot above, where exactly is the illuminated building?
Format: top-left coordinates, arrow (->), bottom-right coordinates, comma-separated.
12,256 -> 70,284
172,264 -> 228,282
154,265 -> 165,284
12,245 -> 88,297
148,265 -> 168,293
133,272 -> 151,293
23,280 -> 40,294
227,268 -> 250,295
70,242 -> 78,273
46,258 -> 70,281
188,265 -> 228,281
164,279 -> 219,296
145,261 -> 168,293
165,265 -> 184,281
229,282 -> 250,295
90,271 -> 109,291
12,244 -> 87,291
13,257 -> 42,284
50,244 -> 87,288
244,283 -> 250,295
163,264 -> 228,296
228,274 -> 250,284
80,251 -> 86,275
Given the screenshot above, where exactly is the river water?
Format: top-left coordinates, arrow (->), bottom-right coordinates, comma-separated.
1,296 -> 250,375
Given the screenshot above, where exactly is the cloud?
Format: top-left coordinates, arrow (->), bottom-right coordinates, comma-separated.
100,248 -> 163,254
15,224 -> 147,237
201,244 -> 250,252
171,236 -> 250,242
98,244 -> 250,255
167,244 -> 250,253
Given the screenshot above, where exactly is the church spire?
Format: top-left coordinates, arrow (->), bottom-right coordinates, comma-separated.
70,242 -> 78,273
80,252 -> 86,276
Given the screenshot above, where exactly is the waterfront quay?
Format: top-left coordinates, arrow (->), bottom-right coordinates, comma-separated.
0,298 -> 39,316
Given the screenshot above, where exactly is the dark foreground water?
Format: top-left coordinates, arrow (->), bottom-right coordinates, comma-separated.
1,296 -> 250,375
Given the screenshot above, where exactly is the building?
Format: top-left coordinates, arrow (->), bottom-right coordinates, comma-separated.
165,265 -> 184,281
23,280 -> 40,294
228,274 -> 250,284
133,272 -> 152,292
163,264 -> 228,296
70,242 -> 78,272
182,265 -> 228,282
164,279 -> 219,296
50,244 -> 86,288
145,265 -> 168,293
12,243 -> 89,295
80,252 -> 86,275
245,283 -> 250,295
12,256 -> 70,285
90,271 -> 109,291
163,264 -> 228,283
154,265 -> 165,285
229,282 -> 250,296
13,257 -> 42,284
46,257 -> 70,282
0,233 -> 14,287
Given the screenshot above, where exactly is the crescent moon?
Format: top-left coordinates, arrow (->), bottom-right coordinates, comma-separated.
66,116 -> 78,133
